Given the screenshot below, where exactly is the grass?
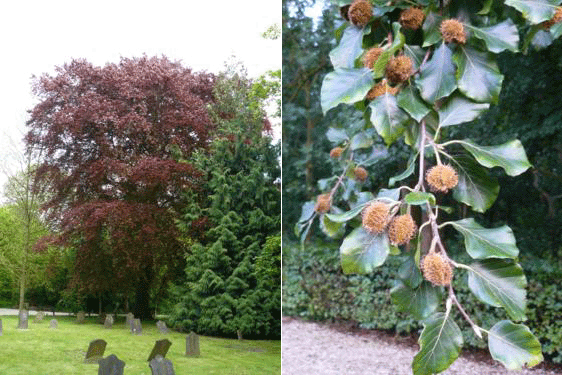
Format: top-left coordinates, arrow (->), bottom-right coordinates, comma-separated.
0,315 -> 280,375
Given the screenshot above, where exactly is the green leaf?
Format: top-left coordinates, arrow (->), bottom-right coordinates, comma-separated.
377,187 -> 401,201
350,130 -> 374,150
369,93 -> 410,145
403,45 -> 427,70
452,154 -> 500,213
404,191 -> 436,206
397,85 -> 431,122
478,0 -> 494,14
416,43 -> 457,104
454,47 -> 504,104
458,139 -> 532,176
320,214 -> 346,238
464,20 -> 519,53
329,25 -> 365,69
422,12 -> 443,47
437,94 -> 490,128
488,320 -> 543,370
372,22 -> 406,76
551,22 -> 562,39
321,68 -> 374,114
325,203 -> 366,223
412,312 -> 463,375
448,218 -> 519,259
326,127 -> 349,144
466,259 -> 527,321
298,201 -> 316,223
398,255 -> 423,289
505,0 -> 560,24
390,281 -> 440,320
340,227 -> 390,274
389,152 -> 418,187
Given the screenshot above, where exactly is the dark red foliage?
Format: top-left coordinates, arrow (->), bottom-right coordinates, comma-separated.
25,56 -> 216,309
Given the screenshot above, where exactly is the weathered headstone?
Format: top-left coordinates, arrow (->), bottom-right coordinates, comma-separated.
77,311 -> 86,324
84,339 -> 107,363
17,310 -> 29,329
98,354 -> 125,375
34,311 -> 45,323
149,355 -> 175,375
131,318 -> 142,335
156,321 -> 169,334
104,314 -> 114,329
125,313 -> 134,329
49,319 -> 58,329
185,332 -> 200,357
147,339 -> 172,362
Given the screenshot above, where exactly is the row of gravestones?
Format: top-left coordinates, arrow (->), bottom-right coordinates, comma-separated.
86,334 -> 200,375
4,311 -> 170,335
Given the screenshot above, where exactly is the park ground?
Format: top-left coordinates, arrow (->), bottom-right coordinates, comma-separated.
0,313 -> 280,375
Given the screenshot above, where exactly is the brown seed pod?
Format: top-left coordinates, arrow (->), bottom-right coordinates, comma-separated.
440,19 -> 466,44
348,0 -> 373,27
315,193 -> 332,214
388,214 -> 417,245
330,147 -> 344,159
363,47 -> 383,69
354,166 -> 368,182
399,7 -> 425,30
385,55 -> 413,83
426,164 -> 459,193
366,80 -> 399,100
362,201 -> 390,234
421,252 -> 453,286
542,7 -> 562,29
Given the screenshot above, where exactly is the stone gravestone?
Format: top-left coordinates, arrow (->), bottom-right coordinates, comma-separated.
147,339 -> 172,362
84,339 -> 107,364
98,354 -> 125,375
185,332 -> 200,357
34,311 -> 45,323
49,319 -> 58,329
104,314 -> 114,329
125,313 -> 134,329
131,318 -> 142,335
77,311 -> 86,324
149,355 -> 175,375
17,310 -> 28,329
156,321 -> 169,334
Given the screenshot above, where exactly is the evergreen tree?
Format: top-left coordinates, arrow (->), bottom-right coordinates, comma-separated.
169,63 -> 281,338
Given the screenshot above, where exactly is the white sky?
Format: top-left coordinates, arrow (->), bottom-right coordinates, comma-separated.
0,0 -> 281,194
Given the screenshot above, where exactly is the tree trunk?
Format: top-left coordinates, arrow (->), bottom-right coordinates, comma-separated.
133,268 -> 153,320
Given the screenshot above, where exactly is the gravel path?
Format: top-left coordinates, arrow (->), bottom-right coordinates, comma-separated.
282,317 -> 562,375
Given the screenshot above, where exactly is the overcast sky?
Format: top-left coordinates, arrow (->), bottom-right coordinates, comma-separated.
0,0 -> 280,192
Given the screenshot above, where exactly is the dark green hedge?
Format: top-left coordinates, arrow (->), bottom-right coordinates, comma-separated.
282,239 -> 562,364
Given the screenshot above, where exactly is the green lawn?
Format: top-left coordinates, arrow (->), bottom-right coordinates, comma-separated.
0,315 -> 280,375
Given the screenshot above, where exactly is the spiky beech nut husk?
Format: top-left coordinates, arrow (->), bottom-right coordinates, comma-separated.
542,7 -> 562,29
385,55 -> 413,83
354,166 -> 368,182
362,201 -> 390,233
399,8 -> 425,30
366,80 -> 399,100
421,252 -> 453,286
426,164 -> 459,193
440,19 -> 466,44
315,193 -> 332,214
388,214 -> 417,245
348,0 -> 372,27
330,147 -> 344,159
363,47 -> 383,69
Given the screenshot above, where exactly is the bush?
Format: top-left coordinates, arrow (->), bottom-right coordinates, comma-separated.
282,239 -> 562,363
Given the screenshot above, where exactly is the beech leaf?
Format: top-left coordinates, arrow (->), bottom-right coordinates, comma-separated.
321,68 -> 374,114
458,139 -> 532,176
449,218 -> 519,259
488,320 -> 543,370
416,43 -> 457,104
340,227 -> 390,274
